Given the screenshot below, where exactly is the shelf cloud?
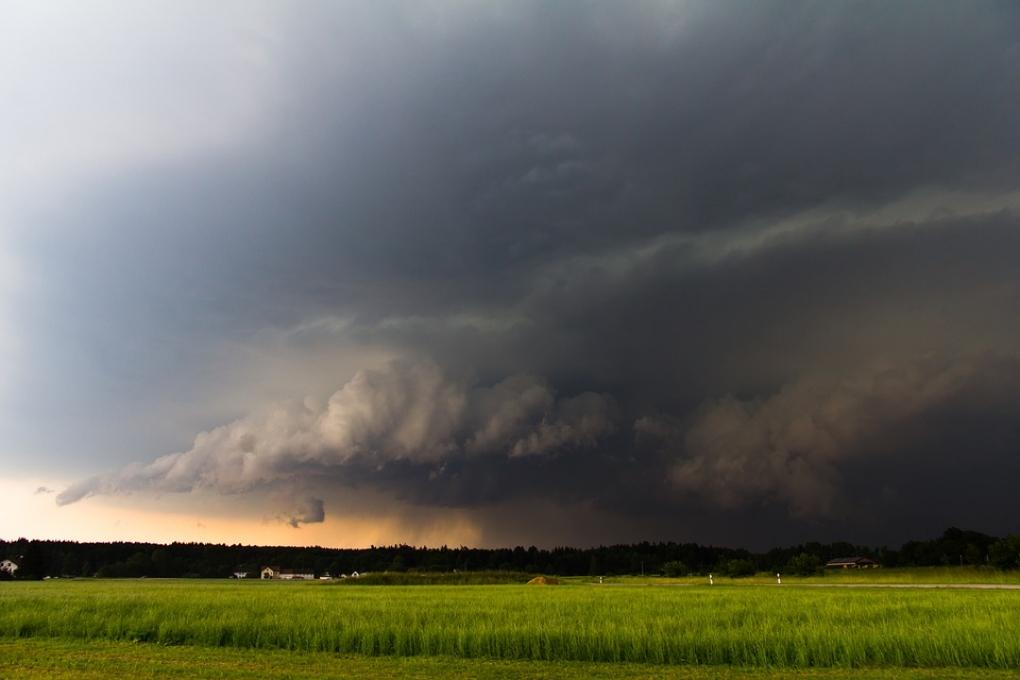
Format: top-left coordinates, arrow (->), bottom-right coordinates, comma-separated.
57,361 -> 616,519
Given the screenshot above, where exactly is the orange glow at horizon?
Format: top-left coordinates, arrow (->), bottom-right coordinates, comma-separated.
0,478 -> 484,548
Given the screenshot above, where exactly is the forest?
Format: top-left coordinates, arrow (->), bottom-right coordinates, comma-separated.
3,527 -> 1018,580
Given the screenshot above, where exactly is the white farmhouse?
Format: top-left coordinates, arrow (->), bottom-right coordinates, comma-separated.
261,566 -> 315,580
0,559 -> 18,576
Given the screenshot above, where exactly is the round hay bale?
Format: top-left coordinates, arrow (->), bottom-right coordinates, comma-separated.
526,575 -> 560,585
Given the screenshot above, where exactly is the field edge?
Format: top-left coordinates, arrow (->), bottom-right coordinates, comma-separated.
4,638 -> 1020,680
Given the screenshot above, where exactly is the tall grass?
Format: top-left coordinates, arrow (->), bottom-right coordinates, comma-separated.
334,571 -> 532,585
1,580 -> 1019,668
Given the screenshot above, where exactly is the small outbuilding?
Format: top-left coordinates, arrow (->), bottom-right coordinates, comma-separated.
0,560 -> 18,576
825,556 -> 879,569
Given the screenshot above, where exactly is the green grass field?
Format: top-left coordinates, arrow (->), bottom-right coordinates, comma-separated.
8,638 -> 1020,680
584,566 -> 1020,586
2,577 -> 1020,676
5,638 -> 1020,680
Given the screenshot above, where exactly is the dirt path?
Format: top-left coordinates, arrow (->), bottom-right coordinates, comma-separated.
600,582 -> 1020,589
796,583 -> 1020,590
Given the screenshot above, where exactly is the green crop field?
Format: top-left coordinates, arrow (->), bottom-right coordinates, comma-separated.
588,566 -> 1020,586
2,578 -> 1020,678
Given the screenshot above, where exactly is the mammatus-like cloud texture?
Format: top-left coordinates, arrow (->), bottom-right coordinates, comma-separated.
57,360 -> 616,516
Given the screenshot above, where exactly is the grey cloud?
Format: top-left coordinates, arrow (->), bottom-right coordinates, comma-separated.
641,353 -> 1020,518
57,360 -> 616,509
466,375 -> 615,457
283,496 -> 325,528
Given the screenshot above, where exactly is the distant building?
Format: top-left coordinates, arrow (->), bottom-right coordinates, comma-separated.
261,566 -> 315,580
1,560 -> 18,576
825,556 -> 879,569
232,571 -> 249,579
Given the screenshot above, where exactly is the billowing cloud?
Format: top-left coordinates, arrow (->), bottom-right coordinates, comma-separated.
640,353 -> 1020,518
466,375 -> 616,457
57,360 -> 616,517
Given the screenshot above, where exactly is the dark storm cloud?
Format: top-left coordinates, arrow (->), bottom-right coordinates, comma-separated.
27,1 -> 1019,325
21,1 -> 1020,545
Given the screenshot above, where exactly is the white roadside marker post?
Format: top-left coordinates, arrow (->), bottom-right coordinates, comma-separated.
776,572 -> 782,585
709,573 -> 714,585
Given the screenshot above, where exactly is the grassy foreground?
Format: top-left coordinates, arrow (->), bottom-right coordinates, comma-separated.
4,638 -> 1020,680
2,579 -> 1020,669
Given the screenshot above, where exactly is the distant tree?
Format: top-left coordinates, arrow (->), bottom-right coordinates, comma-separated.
989,535 -> 1020,570
60,554 -> 79,577
785,553 -> 822,576
18,541 -> 45,579
661,561 -> 687,577
125,551 -> 152,577
964,544 -> 984,566
0,527 -> 1007,580
720,558 -> 756,578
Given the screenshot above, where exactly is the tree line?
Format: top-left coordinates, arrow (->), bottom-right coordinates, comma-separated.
2,527 -> 1018,580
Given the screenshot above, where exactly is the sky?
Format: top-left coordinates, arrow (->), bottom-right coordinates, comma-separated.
2,1 -> 1020,550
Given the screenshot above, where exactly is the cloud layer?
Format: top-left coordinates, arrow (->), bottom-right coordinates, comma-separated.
2,1 -> 1018,546
57,361 -> 615,510
639,354 -> 1020,518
